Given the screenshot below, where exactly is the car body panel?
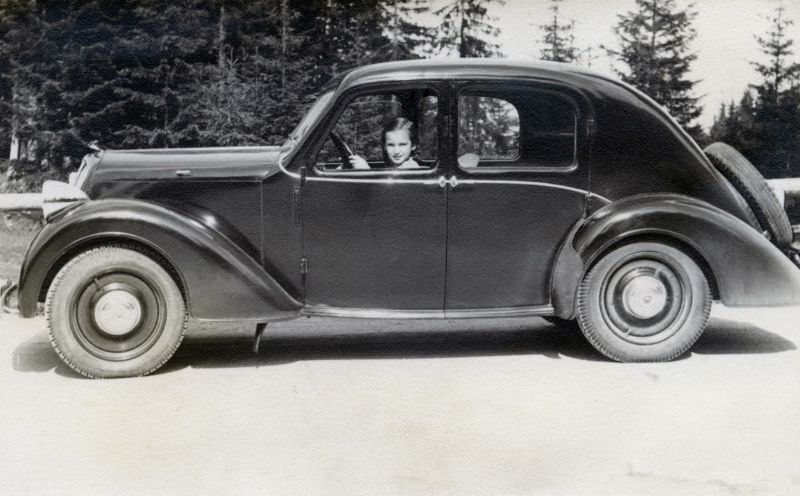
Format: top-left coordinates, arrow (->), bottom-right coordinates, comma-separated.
85,146 -> 281,188
18,199 -> 301,320
571,194 -> 800,307
446,180 -> 588,308
17,59 -> 800,325
302,174 -> 448,309
80,144 -> 306,301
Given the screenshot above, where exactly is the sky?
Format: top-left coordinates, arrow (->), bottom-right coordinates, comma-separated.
422,0 -> 800,129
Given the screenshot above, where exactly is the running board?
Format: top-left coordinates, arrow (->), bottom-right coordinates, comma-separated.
301,304 -> 555,320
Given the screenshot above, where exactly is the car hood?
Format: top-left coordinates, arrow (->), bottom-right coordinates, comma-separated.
84,146 -> 283,187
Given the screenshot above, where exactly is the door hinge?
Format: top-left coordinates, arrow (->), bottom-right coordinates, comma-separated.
292,186 -> 302,227
299,256 -> 308,274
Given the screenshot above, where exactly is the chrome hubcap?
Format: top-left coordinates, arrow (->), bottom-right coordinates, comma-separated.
621,275 -> 668,319
92,289 -> 142,336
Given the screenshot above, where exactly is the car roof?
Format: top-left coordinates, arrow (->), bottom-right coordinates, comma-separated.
331,58 -> 626,95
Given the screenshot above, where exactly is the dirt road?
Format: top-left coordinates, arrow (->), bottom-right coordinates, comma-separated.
1,306 -> 798,495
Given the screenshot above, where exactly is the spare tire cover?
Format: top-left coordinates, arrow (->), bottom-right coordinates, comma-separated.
704,142 -> 792,247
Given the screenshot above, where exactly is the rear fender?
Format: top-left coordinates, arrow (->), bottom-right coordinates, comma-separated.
18,199 -> 301,320
552,194 -> 800,315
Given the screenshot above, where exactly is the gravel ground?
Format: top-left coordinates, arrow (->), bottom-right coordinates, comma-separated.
1,305 -> 799,496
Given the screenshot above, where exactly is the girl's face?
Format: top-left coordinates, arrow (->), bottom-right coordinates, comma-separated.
384,129 -> 415,166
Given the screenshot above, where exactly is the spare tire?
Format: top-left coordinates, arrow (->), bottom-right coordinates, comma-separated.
704,142 -> 793,247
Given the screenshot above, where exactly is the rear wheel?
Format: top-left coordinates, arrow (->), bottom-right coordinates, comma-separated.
577,242 -> 711,362
46,246 -> 186,378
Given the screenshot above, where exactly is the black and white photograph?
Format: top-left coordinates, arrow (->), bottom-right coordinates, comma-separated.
1,0 -> 799,494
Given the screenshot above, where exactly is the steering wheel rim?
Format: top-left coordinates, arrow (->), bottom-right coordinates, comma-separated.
330,131 -> 353,169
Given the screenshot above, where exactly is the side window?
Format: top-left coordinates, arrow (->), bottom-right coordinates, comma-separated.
316,89 -> 438,172
458,95 -> 520,161
457,88 -> 577,170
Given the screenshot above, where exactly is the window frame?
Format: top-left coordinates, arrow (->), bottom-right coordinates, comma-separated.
309,82 -> 444,178
455,83 -> 581,175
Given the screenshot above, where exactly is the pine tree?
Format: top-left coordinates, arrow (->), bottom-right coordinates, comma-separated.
432,0 -> 503,57
178,0 -> 315,146
0,1 -> 54,167
379,0 -> 432,60
538,0 -> 577,63
290,0 -> 390,87
749,5 -> 800,177
0,0 -> 443,170
104,1 -> 217,149
2,0 -> 220,163
607,0 -> 703,140
752,6 -> 800,104
709,102 -> 728,139
709,91 -> 758,158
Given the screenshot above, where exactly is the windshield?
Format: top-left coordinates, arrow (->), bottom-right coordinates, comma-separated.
281,90 -> 335,155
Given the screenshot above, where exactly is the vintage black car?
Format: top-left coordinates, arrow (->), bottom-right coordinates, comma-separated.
16,59 -> 800,378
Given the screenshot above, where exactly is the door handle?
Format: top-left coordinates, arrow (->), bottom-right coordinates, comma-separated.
436,175 -> 459,189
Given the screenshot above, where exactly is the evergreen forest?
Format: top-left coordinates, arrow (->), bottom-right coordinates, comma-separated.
1,0 -> 799,187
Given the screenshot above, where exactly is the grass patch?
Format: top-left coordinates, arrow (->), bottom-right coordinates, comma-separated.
1,163 -> 55,282
0,214 -> 40,283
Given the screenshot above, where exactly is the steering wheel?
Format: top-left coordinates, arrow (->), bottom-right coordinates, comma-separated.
330,131 -> 355,169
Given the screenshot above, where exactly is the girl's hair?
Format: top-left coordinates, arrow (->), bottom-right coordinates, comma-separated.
381,117 -> 417,147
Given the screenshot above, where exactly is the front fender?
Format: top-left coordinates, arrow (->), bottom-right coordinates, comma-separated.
18,199 -> 301,320
567,194 -> 800,307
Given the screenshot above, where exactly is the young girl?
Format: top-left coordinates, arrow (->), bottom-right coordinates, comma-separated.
349,117 -> 421,170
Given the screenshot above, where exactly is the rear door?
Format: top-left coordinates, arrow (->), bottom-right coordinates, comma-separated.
445,82 -> 591,311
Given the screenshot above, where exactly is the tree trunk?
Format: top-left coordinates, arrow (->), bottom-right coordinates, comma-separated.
281,0 -> 288,92
459,1 -> 467,57
217,6 -> 226,70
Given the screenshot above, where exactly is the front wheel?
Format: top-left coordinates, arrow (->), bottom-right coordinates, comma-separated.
46,246 -> 187,378
577,242 -> 711,362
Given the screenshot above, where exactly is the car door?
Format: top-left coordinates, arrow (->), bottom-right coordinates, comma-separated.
301,83 -> 449,312
444,82 -> 591,312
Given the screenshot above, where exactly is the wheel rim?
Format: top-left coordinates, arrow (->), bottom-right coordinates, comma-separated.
599,256 -> 692,345
620,273 -> 668,319
92,287 -> 143,336
71,272 -> 166,361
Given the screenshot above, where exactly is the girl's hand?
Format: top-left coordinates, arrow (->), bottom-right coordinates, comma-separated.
349,155 -> 369,169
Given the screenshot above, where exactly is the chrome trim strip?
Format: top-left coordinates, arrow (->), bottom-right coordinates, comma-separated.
303,175 -> 611,202
457,178 -> 610,202
446,305 -> 555,319
301,304 -> 555,319
313,164 -> 440,178
277,148 -> 610,202
307,176 -> 441,186
277,153 -> 301,179
302,306 -> 445,319
459,163 -> 579,175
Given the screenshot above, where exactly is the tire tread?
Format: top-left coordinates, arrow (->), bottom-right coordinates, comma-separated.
704,142 -> 792,247
577,242 -> 711,362
45,246 -> 187,379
